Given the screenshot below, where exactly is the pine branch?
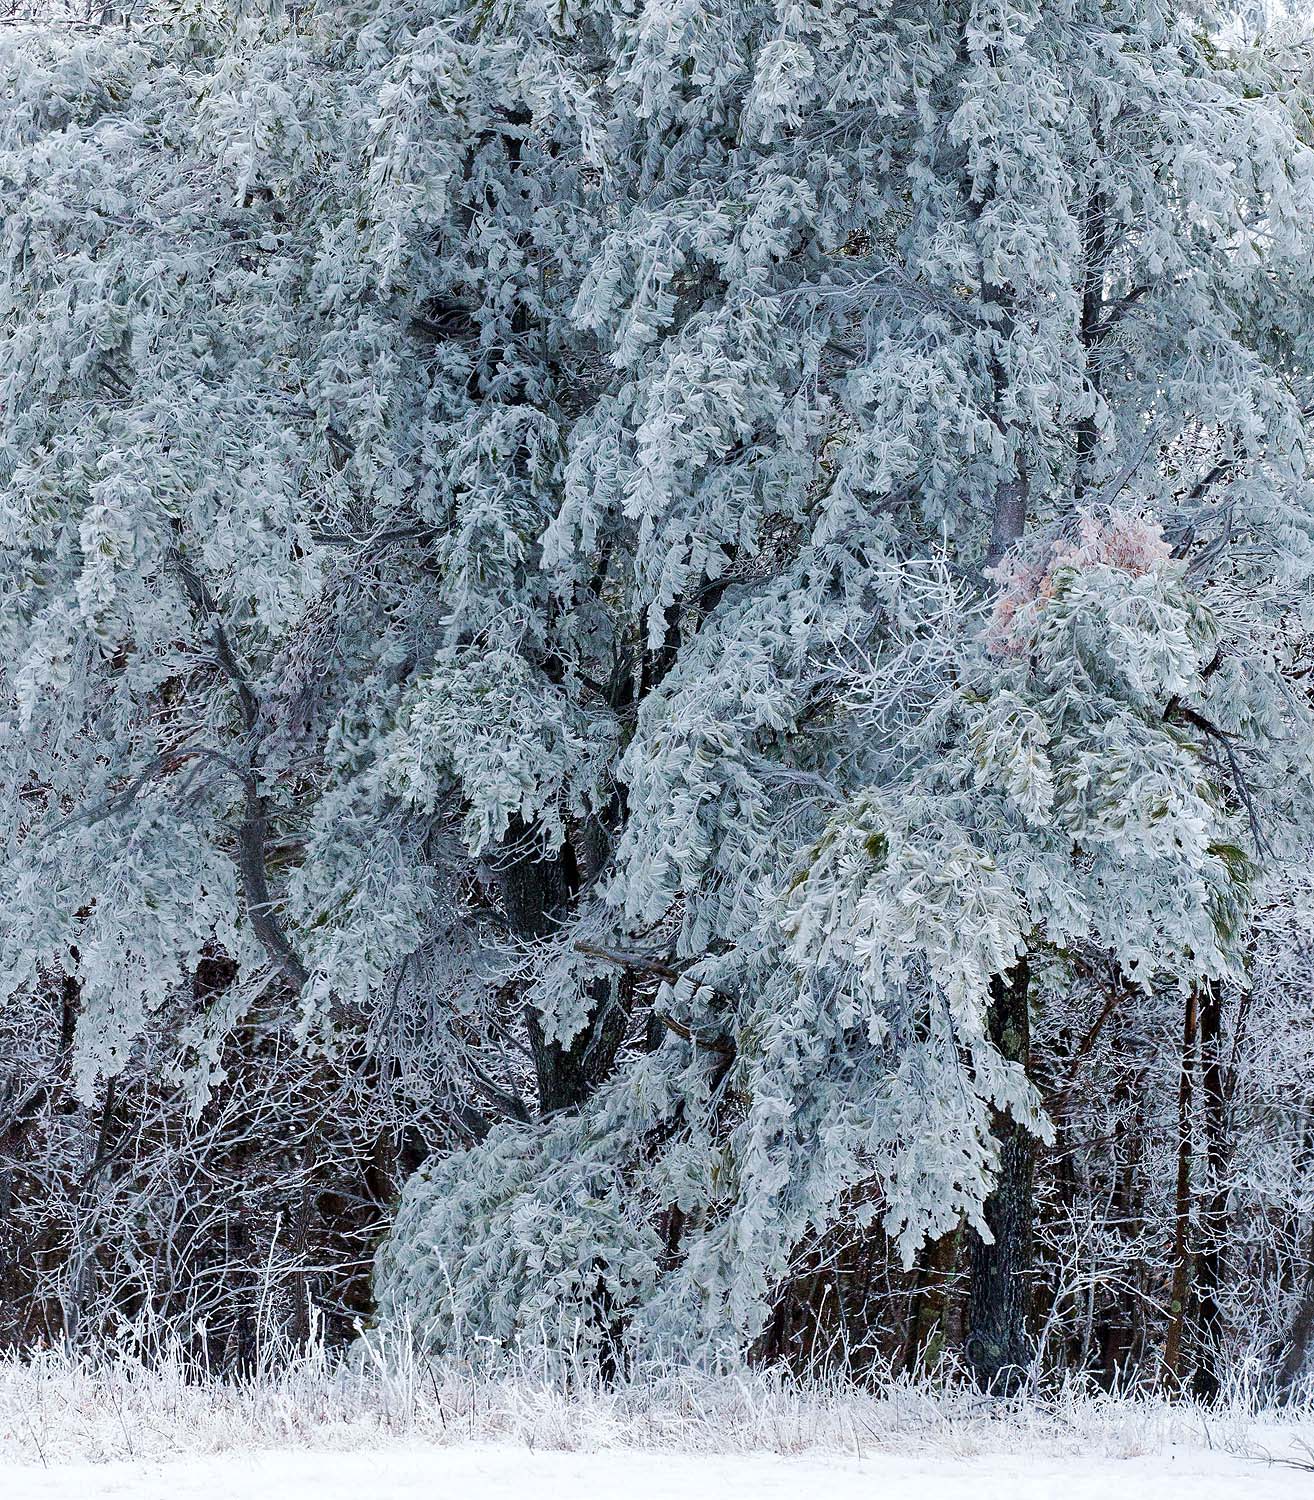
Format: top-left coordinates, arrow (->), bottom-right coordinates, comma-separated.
573,943 -> 736,1056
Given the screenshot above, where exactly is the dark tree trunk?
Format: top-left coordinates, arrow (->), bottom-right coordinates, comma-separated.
966,958 -> 1035,1392
1272,1111 -> 1314,1402
1274,1245 -> 1314,1403
497,820 -> 625,1115
904,1223 -> 962,1375
1192,983 -> 1228,1401
1075,181 -> 1109,496
524,999 -> 624,1116
1161,987 -> 1199,1390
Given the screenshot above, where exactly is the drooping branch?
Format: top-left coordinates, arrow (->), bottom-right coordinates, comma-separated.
573,942 -> 737,1057
169,544 -> 308,989
1166,700 -> 1270,856
1174,401 -> 1314,516
235,774 -> 308,991
169,546 -> 261,736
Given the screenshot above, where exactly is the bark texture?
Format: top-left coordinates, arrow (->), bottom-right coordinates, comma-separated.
966,958 -> 1035,1392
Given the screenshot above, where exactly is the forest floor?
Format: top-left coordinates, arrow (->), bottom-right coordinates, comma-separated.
1,1349 -> 1310,1497
3,1443 -> 1313,1499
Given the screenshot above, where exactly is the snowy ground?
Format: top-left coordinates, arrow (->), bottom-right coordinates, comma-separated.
3,1444 -> 1312,1500
2,1345 -> 1311,1498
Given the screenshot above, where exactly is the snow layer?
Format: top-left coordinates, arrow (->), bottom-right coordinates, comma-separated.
2,1445 -> 1307,1500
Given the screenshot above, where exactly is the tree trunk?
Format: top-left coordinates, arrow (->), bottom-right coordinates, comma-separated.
1272,1111 -> 1314,1402
1191,982 -> 1228,1401
1161,986 -> 1198,1389
904,1223 -> 961,1375
1273,1243 -> 1314,1403
967,958 -> 1035,1392
1075,181 -> 1109,496
497,821 -> 624,1115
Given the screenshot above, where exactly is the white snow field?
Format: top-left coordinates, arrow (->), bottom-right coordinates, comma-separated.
2,1445 -> 1312,1500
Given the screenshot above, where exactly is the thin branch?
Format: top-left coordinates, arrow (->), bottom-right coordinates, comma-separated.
1168,702 -> 1270,857
168,544 -> 308,988
573,942 -> 737,1056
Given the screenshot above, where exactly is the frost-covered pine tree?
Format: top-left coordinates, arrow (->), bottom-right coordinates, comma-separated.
1,0 -> 1312,1374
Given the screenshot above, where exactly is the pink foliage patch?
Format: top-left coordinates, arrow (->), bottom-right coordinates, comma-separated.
985,510 -> 1172,655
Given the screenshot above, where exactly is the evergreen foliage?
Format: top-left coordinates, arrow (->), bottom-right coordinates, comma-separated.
1,0 -> 1312,1377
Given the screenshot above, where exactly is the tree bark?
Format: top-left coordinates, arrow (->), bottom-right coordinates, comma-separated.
1075,179 -> 1109,497
1273,1239 -> 1314,1403
904,1223 -> 962,1375
1191,983 -> 1228,1400
1272,1110 -> 1314,1402
497,821 -> 624,1115
1161,987 -> 1198,1389
967,958 -> 1035,1392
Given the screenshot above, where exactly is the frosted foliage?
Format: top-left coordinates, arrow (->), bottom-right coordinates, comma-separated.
986,510 -> 1176,656
378,1104 -> 666,1357
1,1 -> 1312,1363
379,647 -> 618,856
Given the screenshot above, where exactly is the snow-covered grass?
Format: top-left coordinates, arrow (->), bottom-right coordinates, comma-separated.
0,1332 -> 1310,1479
